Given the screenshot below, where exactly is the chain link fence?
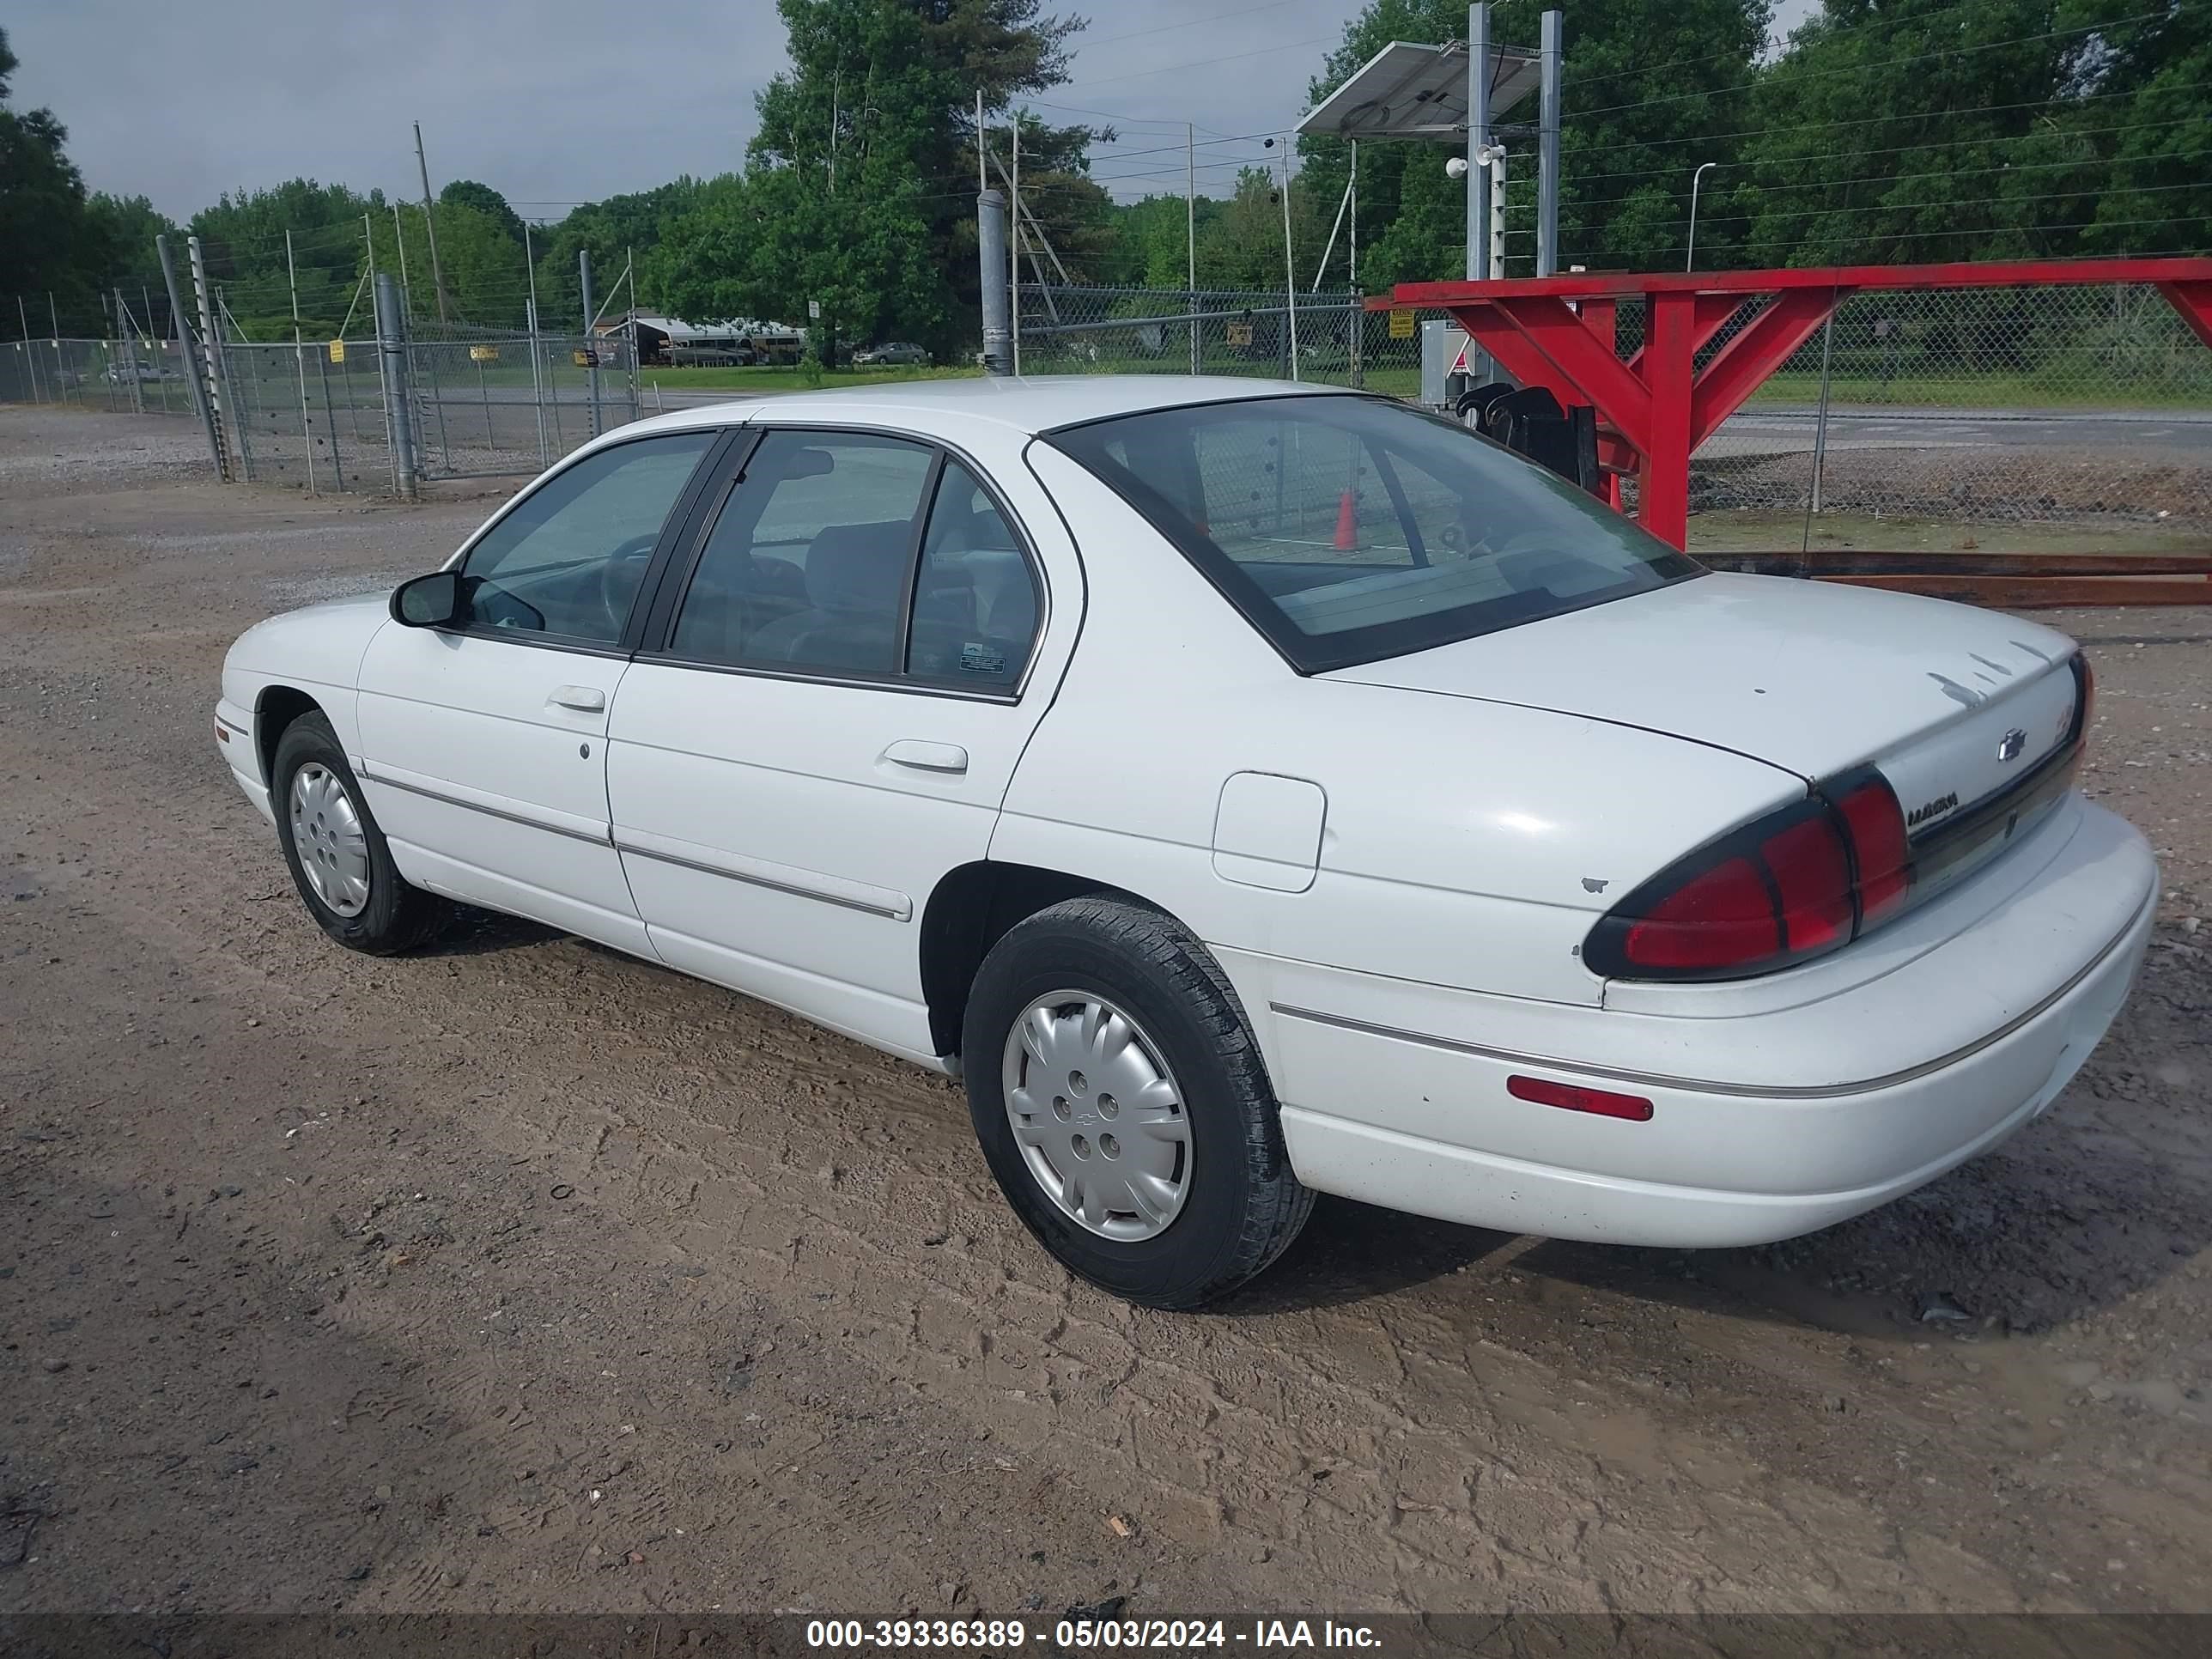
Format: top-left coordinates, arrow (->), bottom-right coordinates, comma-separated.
2,313 -> 640,496
0,334 -> 201,417
1014,278 -> 2211,547
1669,283 -> 2212,543
1013,283 -> 1422,392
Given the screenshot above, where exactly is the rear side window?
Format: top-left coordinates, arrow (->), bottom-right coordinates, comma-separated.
1048,394 -> 1698,673
908,460 -> 1038,689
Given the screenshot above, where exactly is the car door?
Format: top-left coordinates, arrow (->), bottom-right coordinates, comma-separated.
605,426 -> 1066,1062
355,428 -> 726,956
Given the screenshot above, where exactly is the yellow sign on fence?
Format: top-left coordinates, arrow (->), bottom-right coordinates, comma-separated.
327,340 -> 346,363
470,344 -> 500,362
1224,322 -> 1254,347
1388,308 -> 1415,339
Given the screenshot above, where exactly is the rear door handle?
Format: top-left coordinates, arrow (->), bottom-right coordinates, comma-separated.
884,739 -> 969,775
548,684 -> 606,713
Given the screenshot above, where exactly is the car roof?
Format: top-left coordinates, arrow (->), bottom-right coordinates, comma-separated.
619,374 -> 1350,442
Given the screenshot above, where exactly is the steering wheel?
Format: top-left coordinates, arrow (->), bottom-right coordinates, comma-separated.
593,532 -> 663,633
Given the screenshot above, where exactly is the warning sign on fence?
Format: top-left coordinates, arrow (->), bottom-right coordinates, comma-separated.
1389,307 -> 1415,339
470,345 -> 500,362
327,340 -> 345,363
1224,322 -> 1254,347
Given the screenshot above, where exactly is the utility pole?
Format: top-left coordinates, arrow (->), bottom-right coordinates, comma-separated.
1537,9 -> 1563,276
1187,122 -> 1199,374
580,248 -> 601,439
392,204 -> 410,313
287,228 -> 317,493
975,91 -> 987,195
1278,141 -> 1298,381
1010,117 -> 1021,376
413,121 -> 452,324
1467,3 -> 1492,282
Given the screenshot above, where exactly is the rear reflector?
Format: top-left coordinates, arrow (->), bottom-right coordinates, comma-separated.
215,721 -> 230,743
1507,1074 -> 1655,1122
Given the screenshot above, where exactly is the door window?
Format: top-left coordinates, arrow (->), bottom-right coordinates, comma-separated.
669,431 -> 937,676
459,432 -> 715,643
907,460 -> 1039,689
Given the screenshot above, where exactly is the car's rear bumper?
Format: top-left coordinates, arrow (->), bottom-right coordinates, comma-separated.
1221,796 -> 2157,1248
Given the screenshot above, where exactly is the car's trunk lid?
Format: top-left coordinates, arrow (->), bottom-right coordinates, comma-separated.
1326,572 -> 2082,842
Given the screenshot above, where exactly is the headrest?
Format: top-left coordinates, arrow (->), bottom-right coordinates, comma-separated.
805,520 -> 912,612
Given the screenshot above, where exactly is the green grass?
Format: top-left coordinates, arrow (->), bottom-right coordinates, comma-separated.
1745,372 -> 2212,410
642,363 -> 982,394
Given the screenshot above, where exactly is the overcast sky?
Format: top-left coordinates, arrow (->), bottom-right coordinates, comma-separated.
8,0 -> 1815,221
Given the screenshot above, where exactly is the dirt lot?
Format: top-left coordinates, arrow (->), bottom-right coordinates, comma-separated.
4,404 -> 2211,1622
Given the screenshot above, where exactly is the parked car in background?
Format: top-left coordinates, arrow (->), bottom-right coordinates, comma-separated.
216,377 -> 2155,1309
854,341 -> 932,367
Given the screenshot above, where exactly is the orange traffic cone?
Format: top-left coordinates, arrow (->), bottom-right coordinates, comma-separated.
1334,489 -> 1358,550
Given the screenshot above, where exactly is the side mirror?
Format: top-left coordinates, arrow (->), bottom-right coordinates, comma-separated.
391,569 -> 465,628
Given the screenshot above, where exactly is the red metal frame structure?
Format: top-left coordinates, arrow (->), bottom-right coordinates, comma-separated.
1381,258 -> 2212,552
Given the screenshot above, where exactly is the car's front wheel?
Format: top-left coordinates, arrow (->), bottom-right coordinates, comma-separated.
963,896 -> 1313,1309
270,711 -> 450,955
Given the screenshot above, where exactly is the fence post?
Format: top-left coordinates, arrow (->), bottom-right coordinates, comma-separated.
580,250 -> 602,439
526,297 -> 549,467
1805,310 -> 1838,543
374,273 -> 419,500
1348,300 -> 1364,389
979,189 -> 1012,375
182,237 -> 234,483
115,294 -> 144,415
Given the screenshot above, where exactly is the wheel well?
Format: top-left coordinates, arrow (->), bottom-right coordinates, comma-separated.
254,686 -> 322,786
920,862 -> 1154,1060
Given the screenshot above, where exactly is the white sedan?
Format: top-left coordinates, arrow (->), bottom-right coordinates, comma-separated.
217,378 -> 2157,1308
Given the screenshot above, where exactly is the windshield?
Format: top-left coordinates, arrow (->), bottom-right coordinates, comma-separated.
1047,393 -> 1702,673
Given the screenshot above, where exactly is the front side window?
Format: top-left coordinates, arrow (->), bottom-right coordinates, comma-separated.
459,432 -> 715,643
1048,394 -> 1699,673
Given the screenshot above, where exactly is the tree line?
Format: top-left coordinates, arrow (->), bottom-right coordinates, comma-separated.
3,1 -> 2205,353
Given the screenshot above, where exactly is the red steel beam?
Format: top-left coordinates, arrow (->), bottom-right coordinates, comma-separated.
1689,287 -> 1850,451
1380,257 -> 2212,553
1379,256 -> 2212,307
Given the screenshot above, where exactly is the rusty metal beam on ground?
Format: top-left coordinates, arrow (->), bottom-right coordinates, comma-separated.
1698,552 -> 2212,579
1752,574 -> 2212,608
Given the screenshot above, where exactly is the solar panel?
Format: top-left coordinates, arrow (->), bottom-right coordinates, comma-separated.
1297,40 -> 1542,143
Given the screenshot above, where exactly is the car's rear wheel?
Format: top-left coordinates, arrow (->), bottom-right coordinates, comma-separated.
963,896 -> 1313,1309
271,712 -> 450,955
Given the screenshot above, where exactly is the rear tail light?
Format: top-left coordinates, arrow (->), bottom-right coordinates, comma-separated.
1584,768 -> 1914,982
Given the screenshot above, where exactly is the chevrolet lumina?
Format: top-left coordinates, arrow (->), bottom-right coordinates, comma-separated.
216,378 -> 2156,1307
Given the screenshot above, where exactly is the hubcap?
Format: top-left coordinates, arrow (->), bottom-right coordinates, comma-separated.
288,763 -> 371,917
1002,991 -> 1190,1242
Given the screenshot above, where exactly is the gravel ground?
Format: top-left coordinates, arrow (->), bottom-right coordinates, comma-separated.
3,405 -> 2211,1621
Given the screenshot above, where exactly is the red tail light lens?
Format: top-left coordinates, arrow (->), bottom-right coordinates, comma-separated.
1836,775 -> 1910,923
1585,769 -> 1914,982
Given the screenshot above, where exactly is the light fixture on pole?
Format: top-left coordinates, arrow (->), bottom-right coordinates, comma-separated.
1686,161 -> 1718,272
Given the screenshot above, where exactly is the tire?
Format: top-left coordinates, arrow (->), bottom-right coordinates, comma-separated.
963,896 -> 1313,1309
270,710 -> 450,955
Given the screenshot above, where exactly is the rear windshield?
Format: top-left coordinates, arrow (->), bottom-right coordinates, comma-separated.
1047,393 -> 1701,673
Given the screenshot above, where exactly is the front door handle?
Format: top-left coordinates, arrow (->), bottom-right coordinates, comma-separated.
548,684 -> 606,713
884,739 -> 969,775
